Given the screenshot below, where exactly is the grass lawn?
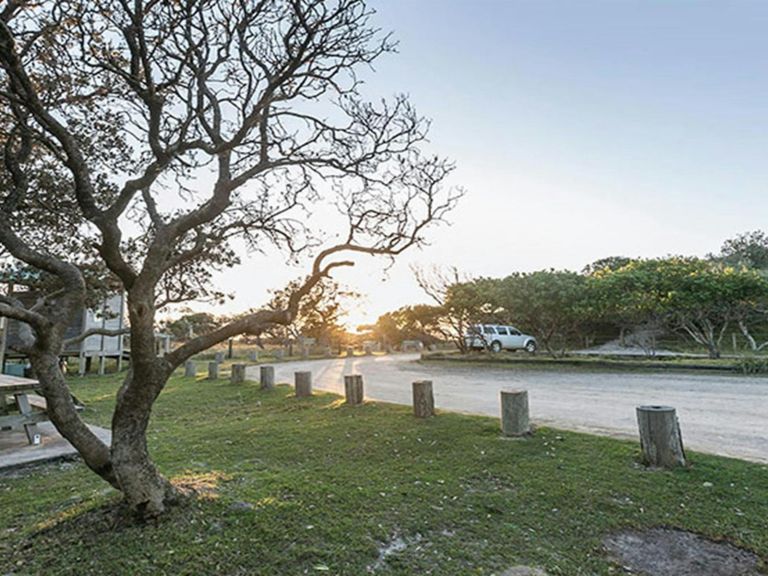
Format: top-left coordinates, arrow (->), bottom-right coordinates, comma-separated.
422,350 -> 768,374
1,370 -> 766,575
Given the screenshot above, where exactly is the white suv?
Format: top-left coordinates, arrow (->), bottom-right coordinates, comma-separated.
465,324 -> 537,353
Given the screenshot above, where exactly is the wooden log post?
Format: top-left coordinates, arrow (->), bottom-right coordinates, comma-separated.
184,360 -> 196,378
344,374 -> 364,405
364,345 -> 373,356
636,405 -> 686,468
260,366 -> 275,390
412,380 -> 435,418
274,349 -> 284,360
346,346 -> 355,358
207,361 -> 219,380
295,371 -> 313,397
248,350 -> 259,362
231,363 -> 246,384
500,389 -> 530,436
301,346 -> 310,360
324,346 -> 334,358
214,352 -> 224,363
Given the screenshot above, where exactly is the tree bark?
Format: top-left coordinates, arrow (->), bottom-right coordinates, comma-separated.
29,349 -> 117,486
111,367 -> 178,518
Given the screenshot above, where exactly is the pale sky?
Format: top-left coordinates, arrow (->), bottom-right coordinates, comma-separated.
208,0 -> 768,329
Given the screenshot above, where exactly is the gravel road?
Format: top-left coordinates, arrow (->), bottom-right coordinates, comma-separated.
246,354 -> 768,464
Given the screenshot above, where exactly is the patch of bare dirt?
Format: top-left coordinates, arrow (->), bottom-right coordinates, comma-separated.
604,528 -> 762,575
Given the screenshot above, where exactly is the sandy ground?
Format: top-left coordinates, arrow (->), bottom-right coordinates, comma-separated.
247,354 -> 768,464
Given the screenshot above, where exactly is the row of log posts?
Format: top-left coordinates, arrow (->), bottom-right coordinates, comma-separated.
191,358 -> 687,469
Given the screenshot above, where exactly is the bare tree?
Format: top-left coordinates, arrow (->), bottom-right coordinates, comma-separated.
0,0 -> 460,518
413,265 -> 476,352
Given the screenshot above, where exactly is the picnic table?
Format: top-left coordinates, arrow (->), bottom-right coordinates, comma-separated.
0,374 -> 48,445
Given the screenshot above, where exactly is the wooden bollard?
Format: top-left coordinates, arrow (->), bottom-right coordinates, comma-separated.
324,346 -> 334,358
231,363 -> 246,384
346,346 -> 355,358
184,360 -> 196,378
500,389 -> 530,436
295,371 -> 312,397
636,405 -> 686,468
364,345 -> 373,356
214,352 -> 224,363
260,365 -> 275,390
412,380 -> 434,418
207,361 -> 219,380
274,349 -> 284,360
301,347 -> 310,360
248,350 -> 259,362
344,374 -> 364,405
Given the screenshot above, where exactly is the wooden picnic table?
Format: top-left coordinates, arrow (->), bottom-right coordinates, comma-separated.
0,374 -> 48,445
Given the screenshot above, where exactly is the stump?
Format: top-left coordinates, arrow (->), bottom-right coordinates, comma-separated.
260,365 -> 275,390
248,350 -> 259,362
231,363 -> 246,384
344,374 -> 364,405
295,371 -> 313,397
500,389 -> 530,436
412,380 -> 435,418
636,405 -> 686,468
207,361 -> 219,380
184,360 -> 196,378
214,352 -> 224,363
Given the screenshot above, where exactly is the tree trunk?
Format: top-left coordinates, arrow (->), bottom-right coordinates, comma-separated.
29,349 -> 117,486
111,367 -> 177,518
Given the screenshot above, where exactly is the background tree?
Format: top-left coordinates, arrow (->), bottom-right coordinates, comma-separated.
414,265 -> 492,352
493,270 -> 588,357
369,304 -> 444,348
0,0 -> 460,518
712,230 -> 768,271
160,312 -> 222,343
266,277 -> 358,350
592,258 -> 768,358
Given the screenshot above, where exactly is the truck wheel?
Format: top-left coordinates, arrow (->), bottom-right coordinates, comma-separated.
490,341 -> 502,353
525,341 -> 537,354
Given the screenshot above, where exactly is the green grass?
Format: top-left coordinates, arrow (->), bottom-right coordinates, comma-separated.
422,350 -> 768,374
1,370 -> 767,575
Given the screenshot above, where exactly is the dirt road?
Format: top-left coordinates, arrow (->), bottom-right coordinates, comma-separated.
247,354 -> 768,463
